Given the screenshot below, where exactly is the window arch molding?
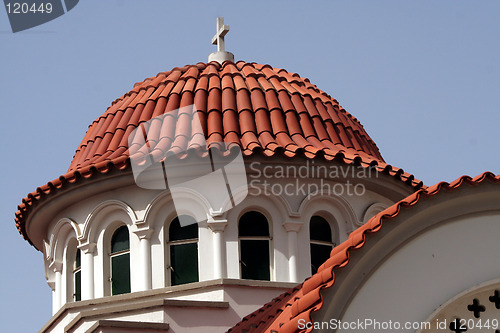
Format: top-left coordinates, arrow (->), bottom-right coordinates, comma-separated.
48,217 -> 80,264
292,195 -> 355,281
361,202 -> 389,225
146,190 -> 213,288
100,221 -> 133,296
306,211 -> 339,245
298,194 -> 356,242
307,213 -> 336,275
46,217 -> 80,310
226,193 -> 286,236
81,200 -> 139,246
145,188 -> 211,232
217,183 -> 263,217
242,182 -> 293,219
80,200 -> 138,297
226,194 -> 286,281
236,207 -> 274,242
237,209 -> 272,281
145,190 -> 211,232
90,203 -> 136,297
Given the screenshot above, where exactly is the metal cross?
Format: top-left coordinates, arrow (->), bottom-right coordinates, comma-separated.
211,17 -> 230,52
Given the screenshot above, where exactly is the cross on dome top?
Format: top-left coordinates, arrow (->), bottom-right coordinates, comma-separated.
212,17 -> 229,52
208,17 -> 234,64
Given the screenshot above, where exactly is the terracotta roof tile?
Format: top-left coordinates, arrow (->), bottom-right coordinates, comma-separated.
227,171 -> 500,333
15,61 -> 423,247
250,89 -> 267,112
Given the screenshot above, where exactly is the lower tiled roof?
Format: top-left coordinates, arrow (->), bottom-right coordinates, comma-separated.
227,171 -> 500,333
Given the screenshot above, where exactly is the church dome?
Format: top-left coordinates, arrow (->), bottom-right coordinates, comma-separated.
16,60 -> 423,246
69,61 -> 383,173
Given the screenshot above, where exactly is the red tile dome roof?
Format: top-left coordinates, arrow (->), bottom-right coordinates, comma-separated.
16,61 -> 423,246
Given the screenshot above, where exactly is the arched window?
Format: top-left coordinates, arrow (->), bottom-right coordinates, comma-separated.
110,226 -> 130,295
73,249 -> 81,301
168,215 -> 198,286
310,216 -> 335,274
239,211 -> 270,281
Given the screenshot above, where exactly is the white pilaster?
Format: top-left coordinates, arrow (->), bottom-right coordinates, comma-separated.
283,222 -> 303,283
79,242 -> 96,300
207,219 -> 228,279
49,261 -> 63,313
134,228 -> 154,291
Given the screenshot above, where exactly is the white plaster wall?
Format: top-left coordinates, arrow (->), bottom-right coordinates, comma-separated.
41,158 -> 408,315
198,221 -> 215,281
146,192 -> 170,289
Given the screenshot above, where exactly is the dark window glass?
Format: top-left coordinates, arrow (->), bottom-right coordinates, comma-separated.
170,243 -> 199,285
111,253 -> 131,295
239,211 -> 269,237
310,243 -> 332,274
111,226 -> 129,253
169,216 -> 199,286
309,216 -> 332,242
309,216 -> 334,274
239,211 -> 271,281
169,216 -> 198,241
74,270 -> 81,301
73,249 -> 81,301
75,249 -> 81,268
110,226 -> 130,295
240,240 -> 270,280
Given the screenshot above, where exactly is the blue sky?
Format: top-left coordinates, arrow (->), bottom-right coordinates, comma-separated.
1,1 -> 499,332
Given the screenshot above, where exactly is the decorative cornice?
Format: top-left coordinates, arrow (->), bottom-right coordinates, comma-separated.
207,218 -> 228,232
282,221 -> 303,233
49,260 -> 62,273
132,228 -> 154,240
78,242 -> 97,254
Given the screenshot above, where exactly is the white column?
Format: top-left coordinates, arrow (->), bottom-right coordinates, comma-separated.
51,287 -> 57,315
79,242 -> 96,300
140,237 -> 151,290
288,230 -> 298,282
283,222 -> 303,283
207,219 -> 228,280
134,229 -> 154,291
49,261 -> 63,313
55,270 -> 62,309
